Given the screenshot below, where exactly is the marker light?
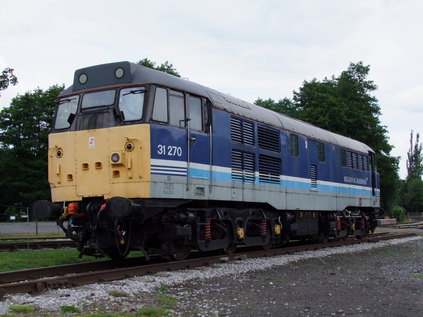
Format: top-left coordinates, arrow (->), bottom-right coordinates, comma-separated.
111,153 -> 120,163
115,67 -> 124,79
56,148 -> 63,158
79,73 -> 88,84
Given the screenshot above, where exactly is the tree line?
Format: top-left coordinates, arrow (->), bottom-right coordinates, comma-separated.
0,60 -> 422,219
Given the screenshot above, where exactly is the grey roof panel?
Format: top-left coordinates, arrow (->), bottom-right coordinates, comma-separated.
62,61 -> 374,154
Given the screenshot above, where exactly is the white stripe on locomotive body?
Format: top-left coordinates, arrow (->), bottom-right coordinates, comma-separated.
150,158 -> 375,197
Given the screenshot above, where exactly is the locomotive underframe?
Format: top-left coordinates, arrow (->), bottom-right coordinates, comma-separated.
54,197 -> 379,260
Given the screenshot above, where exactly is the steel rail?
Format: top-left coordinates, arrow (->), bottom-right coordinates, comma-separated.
0,232 -> 417,299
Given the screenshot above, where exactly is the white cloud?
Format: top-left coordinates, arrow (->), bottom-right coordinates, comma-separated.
1,0 -> 422,178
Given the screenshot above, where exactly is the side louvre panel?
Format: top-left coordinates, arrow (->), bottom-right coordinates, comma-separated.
242,120 -> 254,146
310,164 -> 317,189
230,117 -> 243,144
258,155 -> 280,184
231,149 -> 255,183
258,126 -> 280,152
230,116 -> 254,146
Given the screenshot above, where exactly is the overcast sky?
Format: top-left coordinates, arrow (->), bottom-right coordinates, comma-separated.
1,0 -> 422,178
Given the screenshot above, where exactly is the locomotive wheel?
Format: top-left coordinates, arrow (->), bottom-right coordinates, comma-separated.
169,248 -> 190,261
317,233 -> 329,243
261,242 -> 273,250
109,217 -> 131,260
222,243 -> 237,255
163,241 -> 190,261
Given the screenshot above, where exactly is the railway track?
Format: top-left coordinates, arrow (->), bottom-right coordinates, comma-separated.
0,232 -> 417,299
0,239 -> 76,252
395,221 -> 423,229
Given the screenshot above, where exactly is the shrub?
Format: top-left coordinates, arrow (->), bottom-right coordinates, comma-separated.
390,205 -> 406,223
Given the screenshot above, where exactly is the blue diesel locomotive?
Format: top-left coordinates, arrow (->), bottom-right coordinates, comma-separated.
33,61 -> 382,260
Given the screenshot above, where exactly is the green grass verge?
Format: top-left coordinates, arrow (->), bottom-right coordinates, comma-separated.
0,248 -> 144,272
0,249 -> 105,272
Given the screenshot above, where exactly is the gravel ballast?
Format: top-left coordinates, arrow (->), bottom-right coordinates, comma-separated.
0,235 -> 422,316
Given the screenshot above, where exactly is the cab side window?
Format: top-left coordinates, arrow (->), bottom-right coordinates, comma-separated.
152,87 -> 168,122
188,95 -> 203,131
169,90 -> 185,128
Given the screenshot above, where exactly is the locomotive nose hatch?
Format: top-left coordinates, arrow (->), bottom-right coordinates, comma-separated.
75,131 -> 110,197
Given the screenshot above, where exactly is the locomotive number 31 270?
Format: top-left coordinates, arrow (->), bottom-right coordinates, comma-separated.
157,144 -> 183,157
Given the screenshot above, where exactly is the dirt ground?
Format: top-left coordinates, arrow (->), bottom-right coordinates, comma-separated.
164,235 -> 423,316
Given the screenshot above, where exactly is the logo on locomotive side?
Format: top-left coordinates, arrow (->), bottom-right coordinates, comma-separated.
344,176 -> 368,185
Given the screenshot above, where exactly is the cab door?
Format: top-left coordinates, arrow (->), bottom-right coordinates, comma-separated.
186,95 -> 211,191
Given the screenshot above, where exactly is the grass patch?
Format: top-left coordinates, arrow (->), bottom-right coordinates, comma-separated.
0,249 -> 105,272
60,305 -> 81,313
274,279 -> 285,284
156,294 -> 177,309
83,312 -> 140,317
108,290 -> 129,297
82,313 -> 123,317
155,284 -> 170,292
410,273 -> 423,278
241,306 -> 254,312
8,304 -> 35,313
136,307 -> 169,317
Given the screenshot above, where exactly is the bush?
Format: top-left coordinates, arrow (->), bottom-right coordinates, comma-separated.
390,205 -> 406,223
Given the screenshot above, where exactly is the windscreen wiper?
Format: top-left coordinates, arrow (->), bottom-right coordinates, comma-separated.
58,97 -> 77,104
122,89 -> 144,96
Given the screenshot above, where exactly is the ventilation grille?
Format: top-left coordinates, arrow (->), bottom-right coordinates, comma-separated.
363,156 -> 368,171
243,120 -> 254,146
259,155 -> 280,184
258,126 -> 280,152
357,155 -> 363,170
310,164 -> 317,189
230,117 -> 242,144
346,151 -> 353,168
231,150 -> 255,183
230,117 -> 254,146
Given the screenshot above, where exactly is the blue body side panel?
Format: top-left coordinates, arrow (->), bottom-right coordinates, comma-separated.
149,108 -> 380,211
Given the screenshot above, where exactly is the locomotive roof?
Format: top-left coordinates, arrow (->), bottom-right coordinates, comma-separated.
63,61 -> 374,154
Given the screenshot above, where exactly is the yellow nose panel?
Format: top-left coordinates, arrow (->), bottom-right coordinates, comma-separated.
48,125 -> 151,202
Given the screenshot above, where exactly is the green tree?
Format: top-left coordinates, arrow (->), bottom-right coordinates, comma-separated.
255,62 -> 400,211
255,97 -> 298,117
406,131 -> 423,180
0,85 -> 63,206
0,67 -> 18,96
400,131 -> 423,213
400,177 -> 423,213
137,58 -> 181,77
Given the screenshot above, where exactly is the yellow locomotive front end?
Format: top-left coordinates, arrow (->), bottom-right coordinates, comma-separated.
31,62 -> 164,258
48,125 -> 151,202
